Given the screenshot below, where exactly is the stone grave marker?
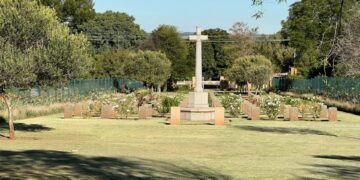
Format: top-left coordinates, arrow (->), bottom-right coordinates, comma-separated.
290,107 -> 299,121
170,107 -> 181,125
320,105 -> 328,119
328,107 -> 338,122
73,103 -> 85,117
101,105 -> 117,119
138,104 -> 153,119
283,105 -> 291,120
215,107 -> 225,126
64,104 -> 74,118
251,106 -> 260,121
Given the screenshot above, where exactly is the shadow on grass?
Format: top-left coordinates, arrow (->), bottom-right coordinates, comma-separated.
0,150 -> 231,179
297,155 -> 360,179
233,125 -> 337,137
314,155 -> 360,162
0,123 -> 53,132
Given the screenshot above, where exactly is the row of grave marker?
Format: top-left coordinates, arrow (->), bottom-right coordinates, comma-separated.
64,102 -> 154,119
241,98 -> 338,121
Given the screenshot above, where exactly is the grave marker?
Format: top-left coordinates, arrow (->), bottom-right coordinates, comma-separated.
328,107 -> 337,122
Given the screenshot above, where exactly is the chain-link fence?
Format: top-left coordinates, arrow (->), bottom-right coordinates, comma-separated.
5,79 -> 144,107
272,77 -> 360,103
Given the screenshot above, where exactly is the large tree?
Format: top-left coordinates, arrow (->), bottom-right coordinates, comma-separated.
78,11 -> 147,52
0,0 -> 91,139
146,25 -> 190,81
254,33 -> 296,73
281,0 -> 358,77
336,4 -> 360,77
38,0 -> 96,31
227,55 -> 273,92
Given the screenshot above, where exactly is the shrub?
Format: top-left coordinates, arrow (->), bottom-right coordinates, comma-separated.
219,93 -> 242,117
154,94 -> 184,115
261,95 -> 281,120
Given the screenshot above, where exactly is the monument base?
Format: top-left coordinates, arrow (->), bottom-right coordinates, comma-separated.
181,107 -> 215,121
180,91 -> 215,121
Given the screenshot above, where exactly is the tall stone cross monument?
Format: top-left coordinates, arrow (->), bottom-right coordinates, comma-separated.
189,26 -> 208,92
187,26 -> 209,108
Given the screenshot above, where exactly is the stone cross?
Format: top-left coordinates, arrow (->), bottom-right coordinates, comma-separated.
189,26 -> 208,92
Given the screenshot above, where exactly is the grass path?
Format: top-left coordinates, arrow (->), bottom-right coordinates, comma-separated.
1,112 -> 360,179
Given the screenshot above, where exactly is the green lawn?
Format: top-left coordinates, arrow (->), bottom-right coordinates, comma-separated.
1,112 -> 360,179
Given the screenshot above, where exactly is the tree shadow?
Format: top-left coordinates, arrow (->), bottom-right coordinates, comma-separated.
313,155 -> 360,162
233,125 -> 337,137
296,155 -> 360,179
0,150 -> 231,179
0,123 -> 53,132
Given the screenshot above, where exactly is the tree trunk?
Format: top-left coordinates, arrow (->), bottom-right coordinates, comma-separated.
157,84 -> 161,93
3,95 -> 15,139
247,82 -> 252,96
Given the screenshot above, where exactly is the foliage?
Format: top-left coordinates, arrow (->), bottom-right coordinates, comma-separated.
254,34 -> 296,72
92,50 -> 171,87
39,0 -> 96,31
219,93 -> 242,117
77,11 -> 146,52
145,25 -> 190,81
336,4 -> 360,77
154,94 -> 184,115
281,96 -> 301,107
135,89 -> 151,107
0,0 -> 91,138
123,51 -> 172,86
227,55 -> 273,89
114,94 -> 137,118
261,94 -> 281,120
281,0 -> 358,77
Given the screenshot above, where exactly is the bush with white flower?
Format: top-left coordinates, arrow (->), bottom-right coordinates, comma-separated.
219,93 -> 242,117
261,94 -> 281,120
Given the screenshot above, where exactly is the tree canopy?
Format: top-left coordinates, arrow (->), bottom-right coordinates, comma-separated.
227,55 -> 273,88
0,0 -> 92,138
281,0 -> 358,77
146,25 -> 190,81
38,0 -> 96,31
78,11 -> 147,52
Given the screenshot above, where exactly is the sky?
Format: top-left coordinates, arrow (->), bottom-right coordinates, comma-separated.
94,0 -> 299,34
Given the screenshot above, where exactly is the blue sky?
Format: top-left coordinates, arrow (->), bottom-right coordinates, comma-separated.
94,0 -> 299,34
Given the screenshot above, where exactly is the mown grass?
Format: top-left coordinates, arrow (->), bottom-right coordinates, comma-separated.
0,112 -> 359,179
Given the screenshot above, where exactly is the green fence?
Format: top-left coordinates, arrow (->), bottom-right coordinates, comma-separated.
272,77 -> 360,102
5,79 -> 143,107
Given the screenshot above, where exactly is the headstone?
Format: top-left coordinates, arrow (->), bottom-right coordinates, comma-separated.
251,106 -> 260,121
248,105 -> 253,119
283,105 -> 291,120
320,105 -> 328,119
290,107 -> 299,121
328,107 -> 337,122
73,103 -> 85,117
138,104 -> 153,119
101,105 -> 117,119
279,104 -> 285,117
214,107 -> 225,126
170,107 -> 181,125
64,104 -> 74,118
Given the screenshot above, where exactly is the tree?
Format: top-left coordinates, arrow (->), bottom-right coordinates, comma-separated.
92,49 -> 135,78
146,25 -> 190,81
254,34 -> 296,72
78,11 -> 147,52
0,0 -> 91,139
123,51 -> 171,91
38,0 -> 96,31
225,22 -> 258,63
281,0 -> 358,77
227,55 -> 273,93
336,4 -> 360,77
